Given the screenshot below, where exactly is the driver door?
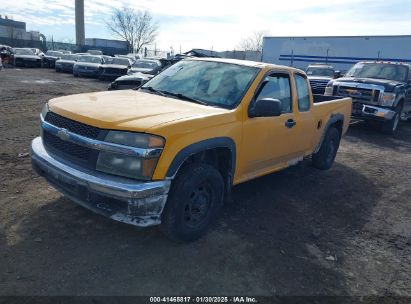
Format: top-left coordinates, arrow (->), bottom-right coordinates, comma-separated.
239,72 -> 301,182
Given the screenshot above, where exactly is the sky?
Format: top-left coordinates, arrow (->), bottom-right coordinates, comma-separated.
2,0 -> 411,52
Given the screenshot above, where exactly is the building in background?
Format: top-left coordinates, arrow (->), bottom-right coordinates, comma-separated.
0,15 -> 41,41
85,38 -> 129,51
262,35 -> 411,72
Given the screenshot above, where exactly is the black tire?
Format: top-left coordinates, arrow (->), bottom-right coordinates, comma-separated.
73,73 -> 78,77
381,104 -> 402,135
312,127 -> 340,170
161,163 -> 224,242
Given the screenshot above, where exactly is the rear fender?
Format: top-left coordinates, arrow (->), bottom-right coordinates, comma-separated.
314,114 -> 344,154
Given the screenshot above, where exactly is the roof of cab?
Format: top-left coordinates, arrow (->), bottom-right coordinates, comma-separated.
190,57 -> 304,73
359,61 -> 411,67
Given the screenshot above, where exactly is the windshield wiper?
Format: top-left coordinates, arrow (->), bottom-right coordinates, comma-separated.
140,86 -> 167,96
158,90 -> 208,105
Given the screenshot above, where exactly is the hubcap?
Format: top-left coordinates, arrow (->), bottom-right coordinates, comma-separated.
184,183 -> 213,228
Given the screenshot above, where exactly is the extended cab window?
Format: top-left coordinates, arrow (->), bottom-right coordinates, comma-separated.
255,74 -> 292,113
295,74 -> 311,111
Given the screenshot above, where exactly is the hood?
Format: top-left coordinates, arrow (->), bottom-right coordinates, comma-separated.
308,76 -> 333,81
15,55 -> 40,60
101,64 -> 129,70
48,90 -> 229,133
129,67 -> 154,74
56,60 -> 75,64
335,77 -> 403,92
45,55 -> 59,60
74,62 -> 101,68
115,73 -> 153,82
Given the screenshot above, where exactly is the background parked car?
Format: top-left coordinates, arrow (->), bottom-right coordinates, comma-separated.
108,72 -> 154,90
12,48 -> 42,68
73,55 -> 104,77
0,45 -> 13,67
99,57 -> 132,80
43,51 -> 63,68
127,53 -> 141,60
306,63 -> 341,94
55,54 -> 79,73
87,49 -> 103,55
115,54 -> 136,63
30,48 -> 45,57
57,50 -> 72,55
128,59 -> 162,75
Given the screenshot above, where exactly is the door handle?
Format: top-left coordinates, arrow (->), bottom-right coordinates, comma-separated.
285,119 -> 297,128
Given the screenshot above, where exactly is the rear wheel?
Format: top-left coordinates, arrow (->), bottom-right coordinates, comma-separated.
312,127 -> 340,170
161,163 -> 224,242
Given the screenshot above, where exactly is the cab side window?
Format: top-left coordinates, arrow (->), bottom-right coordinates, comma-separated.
255,74 -> 292,113
295,74 -> 311,112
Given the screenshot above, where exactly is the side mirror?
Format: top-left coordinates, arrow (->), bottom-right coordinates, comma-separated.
334,71 -> 341,79
249,98 -> 282,118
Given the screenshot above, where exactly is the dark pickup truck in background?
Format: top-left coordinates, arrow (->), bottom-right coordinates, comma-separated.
306,63 -> 341,94
325,61 -> 411,134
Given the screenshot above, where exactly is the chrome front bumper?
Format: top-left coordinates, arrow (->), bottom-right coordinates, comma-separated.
31,137 -> 171,227
353,104 -> 396,121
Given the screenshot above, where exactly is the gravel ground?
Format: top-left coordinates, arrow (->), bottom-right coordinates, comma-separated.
0,68 -> 410,296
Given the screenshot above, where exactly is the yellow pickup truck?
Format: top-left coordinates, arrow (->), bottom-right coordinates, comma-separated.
31,58 -> 352,241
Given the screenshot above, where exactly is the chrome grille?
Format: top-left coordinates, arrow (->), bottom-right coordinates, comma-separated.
309,79 -> 330,93
337,86 -> 381,104
45,112 -> 101,139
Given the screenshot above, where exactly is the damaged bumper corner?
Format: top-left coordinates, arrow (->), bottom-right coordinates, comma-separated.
30,137 -> 171,227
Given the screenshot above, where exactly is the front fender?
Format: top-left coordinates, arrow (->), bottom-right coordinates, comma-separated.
164,137 -> 236,178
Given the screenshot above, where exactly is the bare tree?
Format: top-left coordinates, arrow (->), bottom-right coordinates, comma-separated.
106,7 -> 158,53
237,30 -> 269,52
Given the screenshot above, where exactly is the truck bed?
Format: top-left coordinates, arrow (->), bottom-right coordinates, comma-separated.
313,94 -> 345,103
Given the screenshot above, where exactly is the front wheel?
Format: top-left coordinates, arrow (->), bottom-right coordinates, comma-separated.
312,127 -> 341,170
381,105 -> 402,135
161,163 -> 224,242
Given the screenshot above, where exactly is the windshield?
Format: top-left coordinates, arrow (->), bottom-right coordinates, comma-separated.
142,60 -> 260,108
77,56 -> 102,64
61,54 -> 78,61
346,63 -> 408,82
14,49 -> 34,55
46,51 -> 62,57
132,60 -> 160,69
105,58 -> 130,66
306,67 -> 334,77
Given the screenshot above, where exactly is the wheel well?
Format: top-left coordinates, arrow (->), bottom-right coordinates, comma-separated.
177,148 -> 233,191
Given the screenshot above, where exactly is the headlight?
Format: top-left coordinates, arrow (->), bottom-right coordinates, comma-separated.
379,93 -> 396,107
96,131 -> 165,180
324,82 -> 334,96
105,131 -> 164,148
41,102 -> 49,119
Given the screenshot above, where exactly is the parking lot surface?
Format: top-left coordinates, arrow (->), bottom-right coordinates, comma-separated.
0,68 -> 410,296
